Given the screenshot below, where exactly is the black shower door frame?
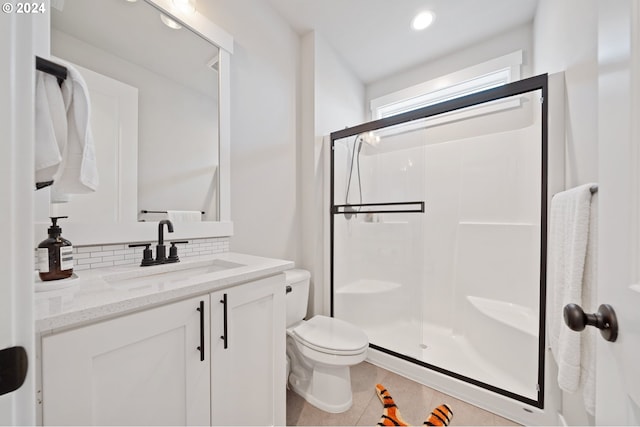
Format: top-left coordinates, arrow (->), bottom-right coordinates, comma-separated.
329,74 -> 549,408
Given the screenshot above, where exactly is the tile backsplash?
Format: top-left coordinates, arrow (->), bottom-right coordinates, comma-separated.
35,237 -> 230,271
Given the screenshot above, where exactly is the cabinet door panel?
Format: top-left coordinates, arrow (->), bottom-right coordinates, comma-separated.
42,296 -> 210,426
211,275 -> 285,426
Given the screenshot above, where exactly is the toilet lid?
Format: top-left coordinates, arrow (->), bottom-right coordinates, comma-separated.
292,315 -> 368,355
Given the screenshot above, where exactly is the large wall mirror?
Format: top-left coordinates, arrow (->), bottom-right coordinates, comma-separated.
36,0 -> 233,245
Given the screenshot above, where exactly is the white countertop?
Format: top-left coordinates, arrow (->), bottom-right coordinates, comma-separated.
35,252 -> 294,334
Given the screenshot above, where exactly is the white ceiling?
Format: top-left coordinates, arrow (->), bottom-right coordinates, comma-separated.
266,0 -> 539,84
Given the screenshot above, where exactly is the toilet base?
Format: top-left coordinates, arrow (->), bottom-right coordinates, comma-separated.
289,364 -> 353,413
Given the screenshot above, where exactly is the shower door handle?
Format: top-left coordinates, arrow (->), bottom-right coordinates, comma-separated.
333,201 -> 425,215
563,303 -> 618,342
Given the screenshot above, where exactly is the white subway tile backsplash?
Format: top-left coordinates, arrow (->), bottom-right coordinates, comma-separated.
63,237 -> 230,271
35,238 -> 231,272
101,244 -> 126,251
102,255 -> 125,262
91,250 -> 114,258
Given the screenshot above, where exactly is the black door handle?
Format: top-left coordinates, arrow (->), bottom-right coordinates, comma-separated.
196,301 -> 205,361
0,346 -> 28,396
564,303 -> 618,342
220,294 -> 228,349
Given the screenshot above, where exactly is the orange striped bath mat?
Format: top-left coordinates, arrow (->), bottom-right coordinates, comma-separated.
375,383 -> 453,426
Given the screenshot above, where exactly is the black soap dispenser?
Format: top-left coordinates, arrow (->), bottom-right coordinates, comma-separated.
38,216 -> 73,281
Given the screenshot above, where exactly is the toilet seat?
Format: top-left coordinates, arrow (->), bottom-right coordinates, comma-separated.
284,269 -> 369,413
291,315 -> 368,356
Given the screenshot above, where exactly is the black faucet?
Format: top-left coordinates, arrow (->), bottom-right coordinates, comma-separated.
155,219 -> 174,263
128,220 -> 186,266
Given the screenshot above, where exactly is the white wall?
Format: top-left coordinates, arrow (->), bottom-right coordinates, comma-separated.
532,1 -> 598,425
534,0 -> 598,189
300,32 -> 366,316
366,24 -> 534,112
197,0 -> 300,261
312,35 -> 366,135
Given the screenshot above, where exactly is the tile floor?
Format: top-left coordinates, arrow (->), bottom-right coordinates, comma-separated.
286,361 -> 521,426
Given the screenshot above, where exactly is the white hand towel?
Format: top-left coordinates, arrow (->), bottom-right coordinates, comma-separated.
581,192 -> 597,415
548,183 -> 597,400
51,59 -> 98,198
167,210 -> 202,222
35,70 -> 67,184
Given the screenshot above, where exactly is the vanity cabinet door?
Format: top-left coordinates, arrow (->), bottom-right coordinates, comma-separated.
210,275 -> 286,426
41,296 -> 210,426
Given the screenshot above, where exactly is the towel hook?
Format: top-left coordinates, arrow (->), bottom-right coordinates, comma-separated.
563,303 -> 618,342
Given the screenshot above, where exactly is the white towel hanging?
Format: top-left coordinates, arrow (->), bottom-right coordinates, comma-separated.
167,210 -> 202,222
548,183 -> 598,415
51,59 -> 98,198
35,70 -> 67,185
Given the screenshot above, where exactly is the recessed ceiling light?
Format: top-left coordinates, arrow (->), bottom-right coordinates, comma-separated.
172,0 -> 196,14
411,11 -> 435,31
160,14 -> 182,29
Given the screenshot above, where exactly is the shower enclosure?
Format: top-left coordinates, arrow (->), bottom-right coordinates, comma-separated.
330,75 -> 548,407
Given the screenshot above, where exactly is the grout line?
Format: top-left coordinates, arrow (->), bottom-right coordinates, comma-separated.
354,390 -> 377,426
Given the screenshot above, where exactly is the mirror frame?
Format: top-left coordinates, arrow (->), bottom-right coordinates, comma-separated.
34,0 -> 234,246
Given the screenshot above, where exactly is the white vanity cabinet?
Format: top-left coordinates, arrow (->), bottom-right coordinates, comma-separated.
210,275 -> 286,426
41,295 -> 211,426
39,272 -> 286,426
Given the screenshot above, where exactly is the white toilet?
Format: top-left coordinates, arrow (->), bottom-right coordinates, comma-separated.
284,269 -> 369,413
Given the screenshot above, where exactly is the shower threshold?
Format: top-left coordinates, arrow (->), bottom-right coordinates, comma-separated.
365,321 -> 537,401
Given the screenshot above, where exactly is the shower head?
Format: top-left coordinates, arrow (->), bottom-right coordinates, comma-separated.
360,131 -> 380,148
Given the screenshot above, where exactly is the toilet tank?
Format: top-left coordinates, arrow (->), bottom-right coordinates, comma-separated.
284,269 -> 311,327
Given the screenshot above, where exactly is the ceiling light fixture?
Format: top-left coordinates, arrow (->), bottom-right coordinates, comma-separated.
411,11 -> 435,31
160,14 -> 182,29
172,0 -> 196,14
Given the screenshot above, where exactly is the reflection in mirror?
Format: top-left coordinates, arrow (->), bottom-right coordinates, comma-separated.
50,0 -> 220,223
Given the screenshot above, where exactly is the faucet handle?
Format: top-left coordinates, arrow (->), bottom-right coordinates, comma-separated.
168,241 -> 188,263
128,243 -> 155,266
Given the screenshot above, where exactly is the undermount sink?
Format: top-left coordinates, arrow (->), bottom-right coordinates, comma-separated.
104,259 -> 246,288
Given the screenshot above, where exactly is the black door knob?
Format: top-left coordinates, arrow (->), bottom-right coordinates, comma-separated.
0,346 -> 28,396
563,303 -> 618,342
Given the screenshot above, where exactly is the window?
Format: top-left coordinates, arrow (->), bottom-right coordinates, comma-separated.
370,50 -> 523,121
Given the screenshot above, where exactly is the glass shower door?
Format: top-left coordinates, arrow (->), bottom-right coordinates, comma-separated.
331,132 -> 427,359
330,77 -> 547,407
